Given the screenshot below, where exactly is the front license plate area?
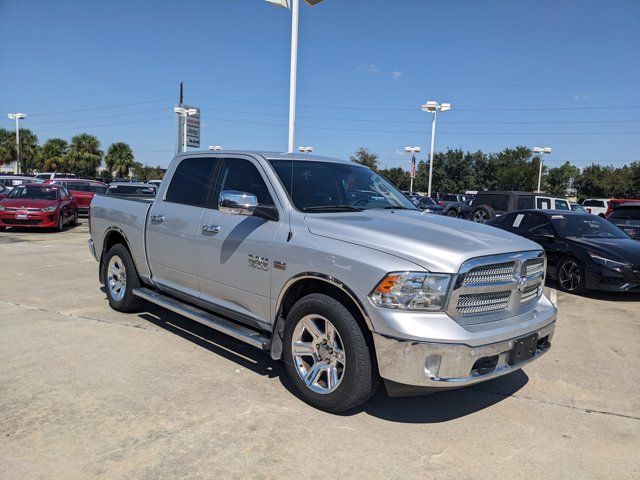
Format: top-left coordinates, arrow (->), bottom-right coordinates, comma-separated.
16,214 -> 28,219
509,333 -> 539,365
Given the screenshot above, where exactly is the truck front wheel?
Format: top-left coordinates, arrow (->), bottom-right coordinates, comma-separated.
283,293 -> 376,412
104,244 -> 144,312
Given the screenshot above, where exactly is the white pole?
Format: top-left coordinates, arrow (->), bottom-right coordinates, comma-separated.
287,0 -> 299,154
427,110 -> 437,197
15,117 -> 20,175
409,153 -> 415,193
537,154 -> 543,193
183,114 -> 187,153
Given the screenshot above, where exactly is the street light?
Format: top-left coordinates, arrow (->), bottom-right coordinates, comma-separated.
208,145 -> 223,151
173,107 -> 198,153
533,146 -> 552,193
266,0 -> 325,153
421,101 -> 451,197
298,146 -> 313,154
7,113 -> 27,174
404,146 -> 421,193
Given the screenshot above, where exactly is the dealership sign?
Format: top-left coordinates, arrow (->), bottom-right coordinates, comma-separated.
178,104 -> 200,149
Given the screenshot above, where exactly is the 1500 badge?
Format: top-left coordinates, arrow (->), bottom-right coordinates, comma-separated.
248,254 -> 269,271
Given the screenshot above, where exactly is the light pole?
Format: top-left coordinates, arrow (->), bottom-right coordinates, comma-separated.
298,146 -> 313,154
208,145 -> 223,151
404,146 -> 421,193
421,101 -> 451,197
533,146 -> 552,193
266,0 -> 325,153
7,113 -> 27,174
173,107 -> 198,153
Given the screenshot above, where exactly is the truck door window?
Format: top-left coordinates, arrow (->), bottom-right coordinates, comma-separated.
165,157 -> 217,207
216,159 -> 274,206
536,197 -> 551,209
554,199 -> 570,210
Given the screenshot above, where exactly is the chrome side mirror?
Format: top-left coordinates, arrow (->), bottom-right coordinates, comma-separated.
219,190 -> 258,216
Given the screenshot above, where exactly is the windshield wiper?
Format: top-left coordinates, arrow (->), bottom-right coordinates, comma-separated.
382,205 -> 411,210
302,205 -> 364,212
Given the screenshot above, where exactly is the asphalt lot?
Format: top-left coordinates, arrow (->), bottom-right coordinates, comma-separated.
1,222 -> 639,479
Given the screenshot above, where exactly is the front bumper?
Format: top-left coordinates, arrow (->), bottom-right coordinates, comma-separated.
0,212 -> 58,228
585,262 -> 640,292
373,321 -> 554,390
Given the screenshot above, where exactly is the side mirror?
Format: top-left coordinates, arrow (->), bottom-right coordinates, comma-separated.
219,190 -> 258,216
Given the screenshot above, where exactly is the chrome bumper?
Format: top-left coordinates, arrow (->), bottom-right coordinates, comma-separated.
373,321 -> 555,388
88,239 -> 97,261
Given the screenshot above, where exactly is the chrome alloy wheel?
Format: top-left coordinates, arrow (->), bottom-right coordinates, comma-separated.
559,260 -> 581,291
107,255 -> 127,302
291,314 -> 345,395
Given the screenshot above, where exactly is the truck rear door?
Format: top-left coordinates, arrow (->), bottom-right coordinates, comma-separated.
146,156 -> 219,299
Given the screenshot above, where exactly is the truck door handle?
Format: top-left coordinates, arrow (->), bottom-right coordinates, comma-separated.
201,224 -> 220,234
150,214 -> 165,223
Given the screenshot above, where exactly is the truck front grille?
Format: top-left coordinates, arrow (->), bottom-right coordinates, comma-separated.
457,291 -> 511,315
447,251 -> 546,326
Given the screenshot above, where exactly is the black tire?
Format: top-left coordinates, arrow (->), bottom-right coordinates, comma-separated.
556,257 -> 586,294
446,208 -> 458,217
471,205 -> 495,223
72,209 -> 79,226
56,212 -> 65,232
104,244 -> 145,312
283,293 -> 376,413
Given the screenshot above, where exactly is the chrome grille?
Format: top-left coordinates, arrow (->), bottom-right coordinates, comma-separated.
5,207 -> 41,212
526,259 -> 545,277
520,284 -> 541,304
463,262 -> 516,285
457,291 -> 511,315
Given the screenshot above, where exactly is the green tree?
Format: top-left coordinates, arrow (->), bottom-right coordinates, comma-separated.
545,161 -> 580,196
105,142 -> 135,178
37,138 -> 69,172
379,167 -> 410,190
0,128 -> 38,173
65,133 -> 103,177
0,128 -> 14,168
350,147 -> 379,170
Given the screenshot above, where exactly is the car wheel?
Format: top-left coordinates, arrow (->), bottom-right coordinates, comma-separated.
283,293 -> 377,413
471,205 -> 495,223
72,209 -> 79,226
104,244 -> 145,312
556,257 -> 585,294
446,209 -> 458,217
56,212 -> 65,232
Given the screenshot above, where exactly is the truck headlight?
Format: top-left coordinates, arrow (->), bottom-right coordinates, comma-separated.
41,205 -> 57,212
369,272 -> 452,311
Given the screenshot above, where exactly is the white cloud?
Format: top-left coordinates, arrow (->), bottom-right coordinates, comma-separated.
573,93 -> 589,100
356,64 -> 380,74
390,70 -> 403,78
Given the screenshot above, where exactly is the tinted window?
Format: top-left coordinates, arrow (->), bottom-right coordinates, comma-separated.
165,157 -> 217,207
477,194 -> 509,212
517,196 -> 534,209
107,185 -> 156,197
8,185 -> 58,200
536,197 -> 552,209
523,214 -> 554,235
583,200 -> 605,207
554,199 -> 570,210
88,185 -> 107,194
66,182 -> 83,191
552,214 -> 627,239
216,158 -> 274,206
610,207 -> 640,221
419,196 -> 436,207
443,194 -> 458,202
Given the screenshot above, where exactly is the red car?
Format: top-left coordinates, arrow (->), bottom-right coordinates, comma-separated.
606,198 -> 640,217
48,179 -> 108,215
0,183 -> 78,231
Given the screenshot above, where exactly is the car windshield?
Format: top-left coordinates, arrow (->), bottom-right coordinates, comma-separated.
420,197 -> 437,206
551,214 -> 628,239
269,160 -> 416,212
610,207 -> 640,221
8,185 -> 58,200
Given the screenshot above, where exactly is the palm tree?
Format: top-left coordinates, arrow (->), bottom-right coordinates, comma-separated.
105,142 -> 135,178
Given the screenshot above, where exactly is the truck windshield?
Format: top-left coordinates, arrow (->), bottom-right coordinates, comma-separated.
270,160 -> 416,212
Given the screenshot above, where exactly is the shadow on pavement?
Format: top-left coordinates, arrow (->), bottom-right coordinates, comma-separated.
137,303 -> 528,423
547,278 -> 640,302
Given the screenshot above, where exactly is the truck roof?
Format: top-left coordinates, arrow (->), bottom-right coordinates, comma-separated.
175,150 -> 351,165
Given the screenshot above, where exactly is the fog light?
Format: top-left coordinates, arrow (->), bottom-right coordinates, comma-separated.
424,354 -> 442,378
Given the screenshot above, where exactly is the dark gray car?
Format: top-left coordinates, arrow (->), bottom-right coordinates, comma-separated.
608,203 -> 640,240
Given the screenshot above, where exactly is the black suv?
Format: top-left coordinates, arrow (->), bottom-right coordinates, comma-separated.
470,191 -> 571,223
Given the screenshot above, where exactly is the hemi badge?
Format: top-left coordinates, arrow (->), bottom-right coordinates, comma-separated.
273,260 -> 287,270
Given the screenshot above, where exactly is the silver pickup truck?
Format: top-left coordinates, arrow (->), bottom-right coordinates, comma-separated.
89,151 -> 556,412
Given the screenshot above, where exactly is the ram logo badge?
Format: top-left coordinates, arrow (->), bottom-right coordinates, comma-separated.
248,254 -> 269,271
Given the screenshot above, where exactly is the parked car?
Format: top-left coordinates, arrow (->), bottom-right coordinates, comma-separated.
570,203 -> 587,213
436,193 -> 473,218
606,198 -> 640,217
33,172 -> 77,181
89,150 -> 556,412
581,198 -> 610,217
51,179 -> 108,215
607,202 -> 640,240
0,183 -> 78,231
487,210 -> 640,293
0,175 -> 43,192
470,191 -> 570,223
105,183 -> 157,198
416,196 -> 445,214
147,179 -> 162,188
0,183 -> 8,199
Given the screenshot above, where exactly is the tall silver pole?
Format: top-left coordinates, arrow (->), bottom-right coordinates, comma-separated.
183,114 -> 188,153
287,0 -> 299,153
409,153 -> 415,193
15,117 -> 20,175
427,110 -> 437,197
537,154 -> 544,193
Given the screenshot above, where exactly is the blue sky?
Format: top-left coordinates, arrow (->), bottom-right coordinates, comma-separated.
1,0 -> 639,170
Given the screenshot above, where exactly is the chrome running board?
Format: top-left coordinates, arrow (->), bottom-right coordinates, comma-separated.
133,287 -> 271,350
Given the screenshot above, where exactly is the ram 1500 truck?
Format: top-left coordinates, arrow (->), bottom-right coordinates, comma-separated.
89,151 -> 556,412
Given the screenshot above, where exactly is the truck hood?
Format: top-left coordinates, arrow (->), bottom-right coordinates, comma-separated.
304,209 -> 541,273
